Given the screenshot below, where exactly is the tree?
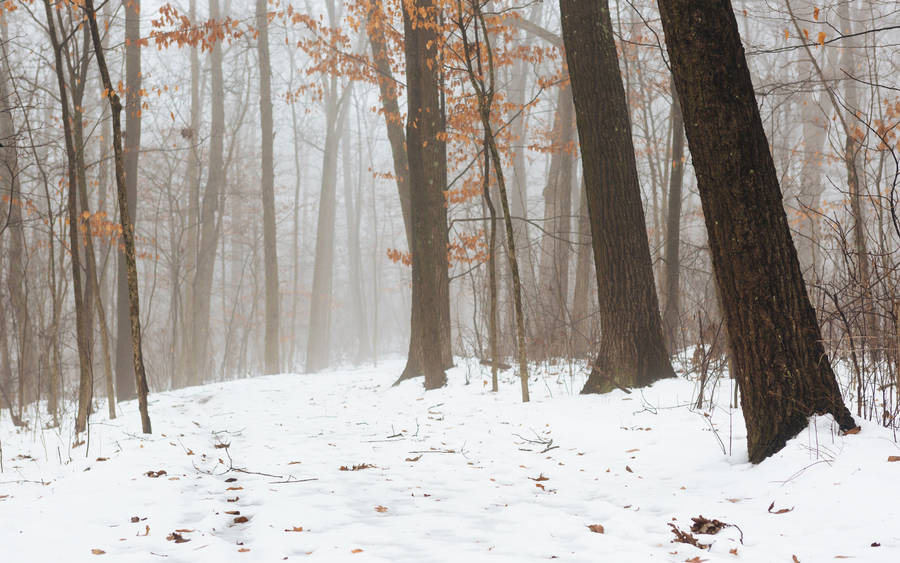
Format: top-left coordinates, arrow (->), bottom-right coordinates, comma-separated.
656,0 -> 857,462
115,0 -> 142,401
662,81 -> 686,350
84,0 -> 152,434
256,0 -> 280,374
558,0 -> 674,393
400,0 -> 447,390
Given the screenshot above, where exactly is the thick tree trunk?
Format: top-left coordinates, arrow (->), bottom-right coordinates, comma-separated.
85,0 -> 152,434
657,0 -> 856,462
559,0 -> 674,393
115,0 -> 142,401
256,0 -> 280,374
397,0 -> 447,389
662,82 -> 686,350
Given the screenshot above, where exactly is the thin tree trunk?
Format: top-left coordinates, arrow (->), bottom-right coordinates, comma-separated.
256,0 -> 280,374
662,81 -> 685,350
84,0 -> 152,434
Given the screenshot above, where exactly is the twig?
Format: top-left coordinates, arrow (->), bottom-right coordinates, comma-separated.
270,477 -> 319,484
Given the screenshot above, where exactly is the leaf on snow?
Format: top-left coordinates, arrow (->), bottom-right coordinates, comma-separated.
225,511 -> 240,515
768,501 -> 794,514
166,532 -> 190,543
238,548 -> 250,552
887,456 -> 900,462
529,474 -> 549,482
351,549 -> 364,553
792,556 -> 800,563
340,463 -> 376,471
405,455 -> 422,462
685,557 -> 707,563
374,505 -> 389,513
91,549 -> 106,555
146,470 -> 167,478
669,523 -> 710,550
587,524 -> 604,534
226,486 -> 243,491
234,516 -> 249,524
690,515 -> 727,535
225,477 -> 238,483
284,526 -> 304,532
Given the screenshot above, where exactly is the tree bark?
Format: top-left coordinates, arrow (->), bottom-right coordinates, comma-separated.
559,0 -> 674,393
657,0 -> 856,462
397,0 -> 447,389
256,0 -> 280,374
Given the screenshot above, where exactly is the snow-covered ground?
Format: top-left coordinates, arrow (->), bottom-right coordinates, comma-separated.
1,358 -> 899,562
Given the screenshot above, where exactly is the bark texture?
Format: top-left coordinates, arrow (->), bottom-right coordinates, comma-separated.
559,0 -> 674,393
657,0 -> 856,462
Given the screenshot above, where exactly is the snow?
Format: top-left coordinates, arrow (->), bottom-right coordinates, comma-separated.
1,359 -> 899,562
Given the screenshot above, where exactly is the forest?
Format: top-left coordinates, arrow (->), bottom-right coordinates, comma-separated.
1,0 -> 900,561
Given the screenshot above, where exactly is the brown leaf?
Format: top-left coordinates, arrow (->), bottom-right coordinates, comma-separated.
792,556 -> 800,563
351,549 -> 364,553
669,523 -> 710,550
215,442 -> 231,449
625,448 -> 639,453
288,461 -> 302,465
234,516 -> 249,524
405,455 -> 422,462
227,497 -> 239,502
625,466 -> 633,473
685,558 -> 707,563
284,526 -> 304,532
374,505 -> 389,513
225,511 -> 240,515
729,548 -> 738,555
238,548 -> 250,552
91,549 -> 106,555
146,470 -> 167,478
130,516 -> 140,523
767,501 -> 794,515
226,486 -> 243,491
225,477 -> 238,483
529,474 -> 549,482
340,463 -> 375,471
887,456 -> 900,462
96,457 -> 108,462
166,532 -> 190,543
175,529 -> 194,533
587,524 -> 605,534
690,515 -> 727,535
535,483 -> 545,490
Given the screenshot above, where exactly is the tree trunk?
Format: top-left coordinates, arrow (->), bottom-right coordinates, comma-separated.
662,81 -> 686,350
559,0 -> 674,393
115,0 -> 142,401
571,181 -> 594,357
397,0 -> 447,389
256,0 -> 280,374
85,0 -> 152,434
657,0 -> 856,462
190,0 -> 226,384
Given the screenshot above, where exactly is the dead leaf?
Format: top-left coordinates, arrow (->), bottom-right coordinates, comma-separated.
226,486 -> 243,491
175,529 -> 193,533
238,548 -> 250,552
625,466 -> 633,473
374,505 -> 389,513
227,497 -> 239,502
215,442 -> 231,449
225,477 -> 238,483
130,516 -> 140,523
340,463 -> 375,471
91,549 -> 106,555
726,498 -> 740,503
587,524 -> 604,534
529,473 -> 549,482
685,558 -> 707,563
146,470 -> 167,478
690,515 -> 727,535
288,461 -> 302,465
351,549 -> 364,554
887,456 -> 900,462
234,516 -> 249,524
792,556 -> 800,563
96,457 -> 108,462
768,501 -> 794,514
535,483 -> 545,490
669,523 -> 710,550
166,532 -> 190,543
225,511 -> 240,515
284,526 -> 304,532
729,548 -> 738,555
405,455 -> 422,462
626,448 -> 639,453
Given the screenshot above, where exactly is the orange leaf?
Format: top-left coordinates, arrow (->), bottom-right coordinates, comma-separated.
587,524 -> 604,534
238,548 -> 250,552
888,456 -> 900,462
91,549 -> 106,555
374,505 -> 388,513
351,549 -> 364,554
813,6 -> 820,20
284,526 -> 304,532
817,32 -> 826,46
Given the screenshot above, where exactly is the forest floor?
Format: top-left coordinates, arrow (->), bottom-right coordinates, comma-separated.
1,358 -> 899,562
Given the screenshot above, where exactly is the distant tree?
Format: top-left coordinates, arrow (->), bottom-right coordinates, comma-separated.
559,0 -> 674,393
657,0 -> 857,462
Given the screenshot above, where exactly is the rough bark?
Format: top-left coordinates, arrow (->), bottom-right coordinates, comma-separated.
397,0 -> 447,389
657,0 -> 856,462
559,0 -> 674,393
256,0 -> 280,374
